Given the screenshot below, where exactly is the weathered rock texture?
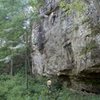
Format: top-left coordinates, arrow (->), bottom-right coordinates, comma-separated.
31,0 -> 100,93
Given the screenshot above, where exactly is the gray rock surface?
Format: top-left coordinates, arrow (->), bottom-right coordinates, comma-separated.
31,0 -> 100,93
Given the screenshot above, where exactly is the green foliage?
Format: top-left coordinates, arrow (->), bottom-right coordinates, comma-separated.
0,46 -> 11,59
0,74 -> 48,100
0,74 -> 100,100
0,0 -> 43,68
29,0 -> 44,9
57,88 -> 100,100
0,0 -> 26,64
59,0 -> 85,15
59,1 -> 70,12
29,0 -> 44,23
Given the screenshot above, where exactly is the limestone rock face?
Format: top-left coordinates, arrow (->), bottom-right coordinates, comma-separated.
31,0 -> 100,93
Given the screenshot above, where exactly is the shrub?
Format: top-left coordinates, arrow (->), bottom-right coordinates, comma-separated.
0,74 -> 100,100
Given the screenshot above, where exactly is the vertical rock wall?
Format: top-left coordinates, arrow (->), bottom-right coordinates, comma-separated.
31,0 -> 100,93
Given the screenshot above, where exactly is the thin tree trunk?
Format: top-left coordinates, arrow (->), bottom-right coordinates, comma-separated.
25,54 -> 28,89
25,31 -> 30,89
10,58 -> 13,76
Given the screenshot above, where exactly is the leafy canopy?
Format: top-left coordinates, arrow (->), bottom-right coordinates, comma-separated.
0,0 -> 42,66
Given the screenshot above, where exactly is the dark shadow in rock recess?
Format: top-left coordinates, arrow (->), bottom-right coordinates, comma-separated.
75,67 -> 100,94
37,24 -> 45,54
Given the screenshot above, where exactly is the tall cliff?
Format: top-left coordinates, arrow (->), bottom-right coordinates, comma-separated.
31,0 -> 100,93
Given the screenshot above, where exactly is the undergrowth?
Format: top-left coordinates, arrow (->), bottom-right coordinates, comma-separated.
0,74 -> 100,100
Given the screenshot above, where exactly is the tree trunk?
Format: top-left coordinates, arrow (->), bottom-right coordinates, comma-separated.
10,58 -> 13,76
25,31 -> 31,89
25,54 -> 28,89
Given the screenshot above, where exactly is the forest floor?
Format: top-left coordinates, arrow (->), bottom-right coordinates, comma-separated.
0,74 -> 100,100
